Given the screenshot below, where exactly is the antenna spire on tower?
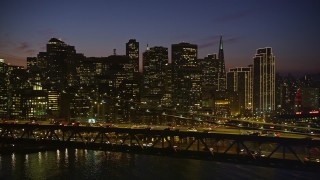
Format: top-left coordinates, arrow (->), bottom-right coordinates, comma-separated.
219,35 -> 223,50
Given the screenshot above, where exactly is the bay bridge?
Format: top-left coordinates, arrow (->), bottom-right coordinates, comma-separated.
1,116 -> 320,171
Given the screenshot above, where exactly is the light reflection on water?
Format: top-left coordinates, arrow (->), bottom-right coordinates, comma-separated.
0,149 -> 319,180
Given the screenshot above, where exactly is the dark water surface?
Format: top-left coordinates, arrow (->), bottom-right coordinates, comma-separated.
0,149 -> 319,180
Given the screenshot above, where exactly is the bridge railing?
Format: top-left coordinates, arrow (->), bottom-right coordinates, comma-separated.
1,123 -> 320,166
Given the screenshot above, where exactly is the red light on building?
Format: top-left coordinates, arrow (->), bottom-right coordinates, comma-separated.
294,89 -> 302,113
294,89 -> 301,102
309,111 -> 319,114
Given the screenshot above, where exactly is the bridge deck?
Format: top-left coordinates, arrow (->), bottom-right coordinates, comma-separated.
1,123 -> 320,170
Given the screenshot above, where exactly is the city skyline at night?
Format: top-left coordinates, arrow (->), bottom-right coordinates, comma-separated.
1,0 -> 320,174
1,0 -> 320,74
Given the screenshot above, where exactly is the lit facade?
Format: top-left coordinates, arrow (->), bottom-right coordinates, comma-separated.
21,87 -> 48,120
227,66 -> 252,116
253,47 -> 275,115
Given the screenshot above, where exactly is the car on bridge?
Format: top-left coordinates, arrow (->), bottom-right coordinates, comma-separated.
99,123 -> 117,128
304,157 -> 320,163
25,120 -> 40,125
1,120 -> 18,124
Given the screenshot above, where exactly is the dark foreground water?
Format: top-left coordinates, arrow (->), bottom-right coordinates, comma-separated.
0,149 -> 319,180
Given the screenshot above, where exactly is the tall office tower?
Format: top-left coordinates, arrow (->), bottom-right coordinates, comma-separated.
199,54 -> 218,114
142,46 -> 168,124
0,59 -> 9,119
217,36 -> 226,95
46,38 -> 78,119
227,66 -> 252,116
253,47 -> 275,115
111,55 -> 140,123
201,54 -> 218,92
143,46 -> 168,102
45,38 -> 79,91
172,42 -> 201,112
126,39 -> 139,73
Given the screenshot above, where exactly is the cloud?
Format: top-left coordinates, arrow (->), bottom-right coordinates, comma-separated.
16,42 -> 36,56
0,52 -> 26,66
199,42 -> 215,49
224,37 -> 240,44
197,35 -> 220,42
0,32 -> 15,48
17,42 -> 30,50
198,36 -> 240,49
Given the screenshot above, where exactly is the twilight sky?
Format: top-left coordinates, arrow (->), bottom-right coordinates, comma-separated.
1,0 -> 320,74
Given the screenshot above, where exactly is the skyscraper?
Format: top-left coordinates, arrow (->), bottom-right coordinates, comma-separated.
45,38 -> 79,91
199,54 -> 217,114
126,39 -> 139,73
217,36 -> 226,94
253,47 -> 275,115
142,46 -> 168,101
171,42 -> 201,112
